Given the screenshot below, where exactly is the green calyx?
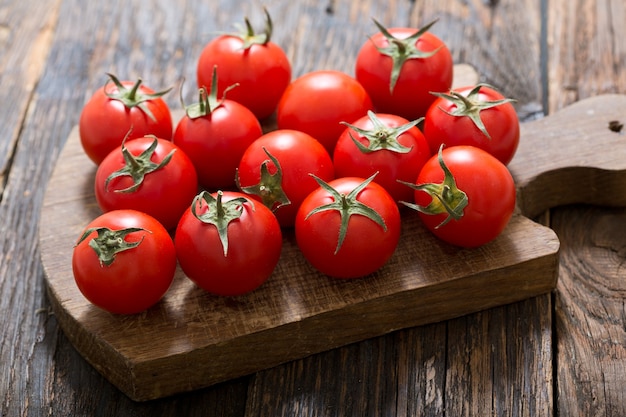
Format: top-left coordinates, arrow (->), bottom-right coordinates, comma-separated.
230,7 -> 274,49
306,173 -> 387,255
105,135 -> 175,193
236,147 -> 291,212
104,73 -> 172,122
191,190 -> 253,257
432,84 -> 516,140
400,146 -> 468,228
182,66 -> 238,119
371,18 -> 441,93
341,110 -> 421,154
76,226 -> 148,267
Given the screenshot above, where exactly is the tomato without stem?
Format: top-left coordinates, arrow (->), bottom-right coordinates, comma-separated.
71,210 -> 177,315
402,146 -> 516,248
94,135 -> 198,231
276,70 -> 374,154
79,73 -> 173,165
355,20 -> 453,121
196,9 -> 291,120
295,174 -> 401,279
175,191 -> 282,296
174,68 -> 263,190
423,84 -> 520,165
236,129 -> 335,227
333,111 -> 431,203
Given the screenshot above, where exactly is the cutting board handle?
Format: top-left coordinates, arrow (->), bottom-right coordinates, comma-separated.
510,94 -> 626,218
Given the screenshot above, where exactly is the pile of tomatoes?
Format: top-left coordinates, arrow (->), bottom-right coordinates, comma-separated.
71,9 -> 520,315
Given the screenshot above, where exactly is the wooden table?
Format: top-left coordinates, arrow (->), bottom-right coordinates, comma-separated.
2,0 -> 625,415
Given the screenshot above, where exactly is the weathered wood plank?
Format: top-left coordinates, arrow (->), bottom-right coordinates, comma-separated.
547,0 -> 626,112
552,206 -> 626,417
0,0 -> 60,197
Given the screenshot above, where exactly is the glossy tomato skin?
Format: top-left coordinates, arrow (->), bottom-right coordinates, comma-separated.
413,146 -> 516,248
355,28 -> 453,120
71,210 -> 177,315
237,129 -> 335,227
197,35 -> 291,120
295,177 -> 401,279
333,113 -> 432,203
276,70 -> 374,154
422,85 -> 520,165
173,99 -> 263,190
94,136 -> 198,231
174,191 -> 282,296
79,80 -> 173,165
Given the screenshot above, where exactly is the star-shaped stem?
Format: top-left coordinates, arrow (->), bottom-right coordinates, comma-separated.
341,110 -> 421,154
181,66 -> 239,119
431,84 -> 516,139
191,191 -> 253,257
305,173 -> 387,254
236,147 -> 291,211
104,136 -> 175,193
371,19 -> 441,93
75,226 -> 148,267
103,73 -> 172,122
400,145 -> 468,228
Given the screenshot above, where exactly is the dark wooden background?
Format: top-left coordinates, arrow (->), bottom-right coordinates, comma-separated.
2,0 -> 626,415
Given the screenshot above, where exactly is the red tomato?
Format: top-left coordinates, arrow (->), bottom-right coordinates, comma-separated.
94,136 -> 198,231
196,9 -> 291,120
175,191 -> 282,296
403,146 -> 515,248
276,70 -> 374,154
355,20 -> 453,121
173,69 -> 263,190
423,84 -> 520,165
333,111 -> 431,203
72,210 -> 177,315
295,174 -> 401,279
79,73 -> 173,165
236,129 -> 335,227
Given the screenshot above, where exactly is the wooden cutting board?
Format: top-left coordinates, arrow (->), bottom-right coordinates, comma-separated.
39,71 -> 626,401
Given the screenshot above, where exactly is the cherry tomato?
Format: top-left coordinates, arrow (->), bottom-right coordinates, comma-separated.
333,111 -> 431,203
79,73 -> 173,165
295,174 -> 401,279
276,70 -> 374,154
94,135 -> 198,231
196,9 -> 291,120
72,210 -> 177,315
175,191 -> 282,296
236,129 -> 335,227
402,146 -> 516,248
423,84 -> 520,165
174,68 -> 263,190
355,20 -> 453,121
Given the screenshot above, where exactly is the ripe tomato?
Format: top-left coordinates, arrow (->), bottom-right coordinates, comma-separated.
355,20 -> 453,121
402,146 -> 515,248
423,84 -> 520,165
276,70 -> 374,154
175,191 -> 282,296
333,111 -> 431,203
94,135 -> 198,231
72,209 -> 177,315
295,174 -> 401,279
173,69 -> 263,190
236,129 -> 335,227
196,9 -> 291,120
79,73 -> 173,165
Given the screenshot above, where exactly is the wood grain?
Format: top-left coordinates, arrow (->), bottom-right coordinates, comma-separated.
552,206 -> 626,416
39,114 -> 559,400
